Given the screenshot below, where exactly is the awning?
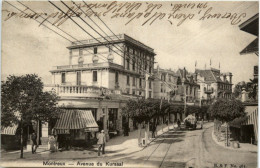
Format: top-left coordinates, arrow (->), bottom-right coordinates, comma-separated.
54,110 -> 99,133
1,125 -> 18,135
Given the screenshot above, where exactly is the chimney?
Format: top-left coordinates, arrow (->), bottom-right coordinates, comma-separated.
229,73 -> 233,84
183,67 -> 187,79
195,73 -> 197,82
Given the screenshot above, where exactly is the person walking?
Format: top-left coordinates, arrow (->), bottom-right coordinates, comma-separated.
124,122 -> 129,136
97,130 -> 106,156
177,119 -> 181,130
31,131 -> 38,154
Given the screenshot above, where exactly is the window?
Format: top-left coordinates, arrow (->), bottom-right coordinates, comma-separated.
139,78 -> 142,87
94,47 -> 98,54
93,71 -> 97,82
149,66 -> 152,73
132,89 -> 135,95
139,91 -> 142,96
127,59 -> 130,70
133,61 -> 136,71
61,73 -> 66,84
115,72 -> 119,83
161,83 -> 163,93
79,49 -> 83,56
127,75 -> 130,85
149,91 -> 152,98
133,77 -> 136,86
149,81 -> 152,89
76,71 -> 81,85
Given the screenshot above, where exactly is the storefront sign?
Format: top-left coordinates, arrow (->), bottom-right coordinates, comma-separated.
84,128 -> 99,132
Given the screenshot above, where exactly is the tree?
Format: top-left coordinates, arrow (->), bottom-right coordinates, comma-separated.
209,99 -> 245,146
233,81 -> 246,98
122,98 -> 156,146
209,99 -> 245,123
233,81 -> 257,101
1,74 -> 60,158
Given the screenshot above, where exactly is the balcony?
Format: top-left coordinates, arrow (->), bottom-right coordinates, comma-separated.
204,87 -> 214,94
51,62 -> 124,72
44,85 -> 121,98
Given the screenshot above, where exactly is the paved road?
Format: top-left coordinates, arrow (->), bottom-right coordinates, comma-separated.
109,122 -> 257,168
1,123 -> 257,168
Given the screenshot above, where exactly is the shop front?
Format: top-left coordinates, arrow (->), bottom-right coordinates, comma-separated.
54,109 -> 99,148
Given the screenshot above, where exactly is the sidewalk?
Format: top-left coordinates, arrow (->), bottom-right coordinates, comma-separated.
211,130 -> 258,153
1,124 -> 173,160
99,123 -> 174,157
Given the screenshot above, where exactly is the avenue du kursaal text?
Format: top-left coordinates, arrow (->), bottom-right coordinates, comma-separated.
43,161 -> 124,167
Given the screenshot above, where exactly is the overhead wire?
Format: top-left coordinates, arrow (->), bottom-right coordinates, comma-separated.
56,1 -> 177,91
7,1 -> 107,63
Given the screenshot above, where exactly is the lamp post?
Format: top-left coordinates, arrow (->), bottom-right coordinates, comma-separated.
19,90 -> 28,159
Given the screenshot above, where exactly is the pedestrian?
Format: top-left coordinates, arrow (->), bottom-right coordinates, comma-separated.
177,119 -> 181,129
151,123 -> 156,138
124,122 -> 129,136
201,118 -> 204,129
31,131 -> 37,154
97,130 -> 106,156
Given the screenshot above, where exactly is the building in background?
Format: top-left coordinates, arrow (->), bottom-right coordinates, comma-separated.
195,68 -> 233,105
153,65 -> 178,101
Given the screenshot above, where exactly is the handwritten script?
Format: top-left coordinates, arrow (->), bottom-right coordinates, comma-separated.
3,2 -> 247,27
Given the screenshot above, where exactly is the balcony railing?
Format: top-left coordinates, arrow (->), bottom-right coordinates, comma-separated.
52,62 -> 123,71
70,34 -> 124,46
44,85 -> 121,98
204,87 -> 214,94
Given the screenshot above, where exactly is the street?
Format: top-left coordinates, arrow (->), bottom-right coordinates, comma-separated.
108,123 -> 257,168
1,122 -> 257,168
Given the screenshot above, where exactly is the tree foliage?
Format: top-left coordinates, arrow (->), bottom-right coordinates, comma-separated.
1,74 -> 60,127
122,99 -> 172,123
209,99 -> 245,123
233,81 -> 257,100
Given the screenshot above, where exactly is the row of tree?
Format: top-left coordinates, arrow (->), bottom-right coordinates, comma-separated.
121,98 -> 210,146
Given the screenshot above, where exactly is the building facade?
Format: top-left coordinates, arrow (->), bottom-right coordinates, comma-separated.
195,68 -> 233,105
44,34 -> 156,145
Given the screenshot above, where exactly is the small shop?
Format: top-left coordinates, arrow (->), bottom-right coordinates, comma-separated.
54,109 -> 99,148
108,108 -> 118,137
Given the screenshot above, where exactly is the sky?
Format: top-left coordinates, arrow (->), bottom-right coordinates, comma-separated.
1,1 -> 259,86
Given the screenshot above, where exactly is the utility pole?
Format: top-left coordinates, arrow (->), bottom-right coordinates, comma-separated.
144,73 -> 149,146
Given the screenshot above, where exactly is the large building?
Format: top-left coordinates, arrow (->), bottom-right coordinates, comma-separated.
195,68 -> 233,105
44,34 -> 156,145
153,66 -> 200,103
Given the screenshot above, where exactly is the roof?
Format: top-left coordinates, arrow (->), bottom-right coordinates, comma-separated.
239,13 -> 259,36
196,68 -> 232,83
196,69 -> 217,82
240,38 -> 258,55
67,34 -> 155,55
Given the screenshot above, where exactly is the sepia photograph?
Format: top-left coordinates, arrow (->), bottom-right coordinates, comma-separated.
0,1 -> 259,167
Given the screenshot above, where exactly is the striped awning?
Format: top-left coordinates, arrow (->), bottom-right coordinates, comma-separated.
1,125 -> 18,135
54,109 -> 98,131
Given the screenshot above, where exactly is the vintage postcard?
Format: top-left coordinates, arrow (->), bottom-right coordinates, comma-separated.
1,1 -> 258,168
